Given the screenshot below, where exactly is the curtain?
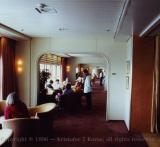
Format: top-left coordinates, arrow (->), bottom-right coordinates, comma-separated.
0,37 -> 2,99
61,57 -> 67,81
0,37 -> 16,100
151,35 -> 160,133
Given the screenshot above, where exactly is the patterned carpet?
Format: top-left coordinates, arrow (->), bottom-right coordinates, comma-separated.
43,80 -> 148,147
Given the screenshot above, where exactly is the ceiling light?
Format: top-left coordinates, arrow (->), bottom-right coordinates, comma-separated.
58,28 -> 69,31
35,3 -> 57,14
106,29 -> 110,32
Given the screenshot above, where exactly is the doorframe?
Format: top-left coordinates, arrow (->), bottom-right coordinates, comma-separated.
103,55 -> 110,121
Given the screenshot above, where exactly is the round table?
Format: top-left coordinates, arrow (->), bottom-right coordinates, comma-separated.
0,129 -> 13,146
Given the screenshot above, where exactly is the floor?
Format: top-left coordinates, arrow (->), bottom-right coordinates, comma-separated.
43,80 -> 149,147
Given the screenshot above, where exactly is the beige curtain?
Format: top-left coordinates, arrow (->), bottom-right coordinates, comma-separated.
151,35 -> 160,133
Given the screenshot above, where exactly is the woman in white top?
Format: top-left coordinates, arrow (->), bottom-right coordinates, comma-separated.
83,69 -> 92,110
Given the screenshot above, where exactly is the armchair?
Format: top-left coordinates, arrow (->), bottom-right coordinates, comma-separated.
2,118 -> 43,147
0,100 -> 6,116
28,103 -> 57,136
28,103 -> 57,118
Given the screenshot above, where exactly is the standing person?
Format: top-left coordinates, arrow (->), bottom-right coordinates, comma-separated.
83,69 -> 92,110
99,70 -> 104,86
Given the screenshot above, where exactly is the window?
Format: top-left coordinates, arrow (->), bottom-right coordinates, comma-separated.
39,53 -> 62,82
39,63 -> 62,82
38,53 -> 63,104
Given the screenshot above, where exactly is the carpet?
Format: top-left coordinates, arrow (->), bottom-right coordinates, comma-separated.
43,80 -> 149,147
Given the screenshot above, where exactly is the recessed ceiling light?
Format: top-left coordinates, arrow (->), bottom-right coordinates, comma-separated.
35,3 -> 57,14
106,29 -> 110,32
58,28 -> 69,31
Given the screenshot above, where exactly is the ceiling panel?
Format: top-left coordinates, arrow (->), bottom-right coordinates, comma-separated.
0,0 -> 125,38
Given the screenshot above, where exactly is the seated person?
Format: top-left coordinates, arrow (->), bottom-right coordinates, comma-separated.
76,75 -> 84,83
63,83 -> 74,95
46,80 -> 54,95
62,77 -> 69,89
75,81 -> 83,93
4,92 -> 29,119
53,79 -> 62,90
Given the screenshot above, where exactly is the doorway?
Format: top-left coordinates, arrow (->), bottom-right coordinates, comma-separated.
37,53 -> 62,104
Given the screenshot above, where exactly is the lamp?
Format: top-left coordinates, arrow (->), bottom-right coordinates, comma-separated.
66,65 -> 70,72
17,59 -> 23,73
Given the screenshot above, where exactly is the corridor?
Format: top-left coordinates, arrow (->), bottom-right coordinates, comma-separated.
47,80 -> 148,147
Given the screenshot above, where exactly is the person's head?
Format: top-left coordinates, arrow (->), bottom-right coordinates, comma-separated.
49,80 -> 53,84
83,69 -> 89,75
6,92 -> 19,106
56,79 -> 59,83
66,83 -> 71,90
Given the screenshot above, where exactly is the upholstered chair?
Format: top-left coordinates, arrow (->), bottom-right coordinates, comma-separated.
2,118 -> 44,147
28,103 -> 57,136
0,100 -> 6,116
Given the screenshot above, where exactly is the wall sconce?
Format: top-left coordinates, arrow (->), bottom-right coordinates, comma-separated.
17,59 -> 23,73
17,67 -> 23,73
17,59 -> 23,66
66,65 -> 70,72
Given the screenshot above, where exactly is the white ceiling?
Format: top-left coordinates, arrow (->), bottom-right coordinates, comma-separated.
0,0 -> 125,39
0,0 -> 160,41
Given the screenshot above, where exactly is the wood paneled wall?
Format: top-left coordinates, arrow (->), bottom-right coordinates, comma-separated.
130,35 -> 155,132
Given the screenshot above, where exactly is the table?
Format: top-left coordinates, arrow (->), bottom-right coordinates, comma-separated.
0,129 -> 13,146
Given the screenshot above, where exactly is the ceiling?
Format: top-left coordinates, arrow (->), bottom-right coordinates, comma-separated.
67,53 -> 103,57
0,0 -> 160,41
116,0 -> 160,41
0,0 -> 125,39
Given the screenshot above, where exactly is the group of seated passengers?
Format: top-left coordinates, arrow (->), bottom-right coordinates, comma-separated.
45,77 -> 83,104
45,77 -> 83,95
45,79 -> 63,95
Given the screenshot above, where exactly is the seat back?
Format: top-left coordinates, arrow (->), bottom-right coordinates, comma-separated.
2,118 -> 43,147
28,103 -> 56,117
0,100 -> 6,116
28,103 -> 57,136
60,93 -> 81,113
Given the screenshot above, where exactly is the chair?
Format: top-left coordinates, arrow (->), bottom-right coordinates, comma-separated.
0,129 -> 13,147
0,100 -> 6,127
28,103 -> 57,135
2,118 -> 44,147
0,100 -> 6,116
28,103 -> 57,118
60,93 -> 81,113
